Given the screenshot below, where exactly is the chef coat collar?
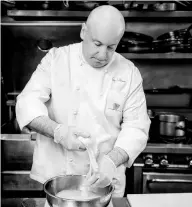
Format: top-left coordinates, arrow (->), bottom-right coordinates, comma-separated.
78,42 -> 115,71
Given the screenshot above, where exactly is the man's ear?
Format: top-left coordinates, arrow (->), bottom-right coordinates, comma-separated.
80,23 -> 87,40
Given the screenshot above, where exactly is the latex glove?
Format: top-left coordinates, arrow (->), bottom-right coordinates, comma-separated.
21,126 -> 31,134
54,124 -> 90,151
78,136 -> 99,176
84,154 -> 117,188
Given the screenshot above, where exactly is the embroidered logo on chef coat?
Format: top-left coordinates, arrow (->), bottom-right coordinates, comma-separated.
108,102 -> 121,112
112,103 -> 120,110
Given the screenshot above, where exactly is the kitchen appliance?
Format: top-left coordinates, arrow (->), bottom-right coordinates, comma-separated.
44,175 -> 114,207
132,146 -> 192,194
129,108 -> 192,194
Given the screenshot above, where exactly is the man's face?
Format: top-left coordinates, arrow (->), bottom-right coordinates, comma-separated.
81,24 -> 122,68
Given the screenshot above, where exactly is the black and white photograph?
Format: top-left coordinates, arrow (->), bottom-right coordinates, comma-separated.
1,1 -> 192,206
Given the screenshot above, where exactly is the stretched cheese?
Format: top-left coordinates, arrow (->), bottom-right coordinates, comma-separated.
56,189 -> 101,200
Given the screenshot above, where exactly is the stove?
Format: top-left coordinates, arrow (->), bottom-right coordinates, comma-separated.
131,109 -> 192,194
131,142 -> 192,194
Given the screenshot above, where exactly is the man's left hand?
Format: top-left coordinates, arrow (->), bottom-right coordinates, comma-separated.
84,154 -> 117,188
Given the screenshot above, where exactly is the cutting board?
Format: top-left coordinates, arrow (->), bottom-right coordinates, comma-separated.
127,193 -> 192,207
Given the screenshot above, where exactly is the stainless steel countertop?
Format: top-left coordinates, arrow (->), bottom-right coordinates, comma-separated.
143,143 -> 192,154
1,197 -> 130,207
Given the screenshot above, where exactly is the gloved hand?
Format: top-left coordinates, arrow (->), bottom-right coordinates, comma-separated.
54,124 -> 90,151
84,154 -> 117,188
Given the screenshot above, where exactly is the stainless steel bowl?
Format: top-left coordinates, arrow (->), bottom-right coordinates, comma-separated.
44,175 -> 114,207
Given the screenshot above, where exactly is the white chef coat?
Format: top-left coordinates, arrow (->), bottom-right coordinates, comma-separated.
16,42 -> 150,197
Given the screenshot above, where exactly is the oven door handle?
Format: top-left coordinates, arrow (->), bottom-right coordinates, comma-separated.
148,178 -> 192,184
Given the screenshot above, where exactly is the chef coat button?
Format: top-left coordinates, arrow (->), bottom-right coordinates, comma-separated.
76,86 -> 80,91
69,158 -> 73,162
73,132 -> 77,136
104,69 -> 108,73
73,110 -> 78,115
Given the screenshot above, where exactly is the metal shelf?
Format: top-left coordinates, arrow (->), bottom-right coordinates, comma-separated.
7,10 -> 192,18
121,53 -> 192,59
143,143 -> 192,154
121,11 -> 192,18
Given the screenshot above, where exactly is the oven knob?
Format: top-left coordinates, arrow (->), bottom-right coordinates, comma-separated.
144,154 -> 153,166
186,157 -> 192,168
188,159 -> 192,168
160,156 -> 169,167
189,160 -> 192,168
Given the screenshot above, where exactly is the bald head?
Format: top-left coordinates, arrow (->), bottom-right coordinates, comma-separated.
80,5 -> 125,68
87,5 -> 125,40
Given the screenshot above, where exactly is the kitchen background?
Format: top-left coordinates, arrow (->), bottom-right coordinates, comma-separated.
1,1 -> 192,206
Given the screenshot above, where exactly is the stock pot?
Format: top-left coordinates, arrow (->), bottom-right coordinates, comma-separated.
155,113 -> 191,137
157,113 -> 185,137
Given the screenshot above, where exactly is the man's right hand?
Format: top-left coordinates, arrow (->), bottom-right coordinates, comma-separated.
54,125 -> 90,151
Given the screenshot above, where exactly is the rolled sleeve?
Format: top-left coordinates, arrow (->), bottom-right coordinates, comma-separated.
114,66 -> 151,167
16,48 -> 56,130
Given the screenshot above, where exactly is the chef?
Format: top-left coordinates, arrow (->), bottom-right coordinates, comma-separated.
16,5 -> 150,200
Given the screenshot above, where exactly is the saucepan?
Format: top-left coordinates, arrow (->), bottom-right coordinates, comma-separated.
44,175 -> 114,207
149,112 -> 192,143
154,112 -> 192,138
